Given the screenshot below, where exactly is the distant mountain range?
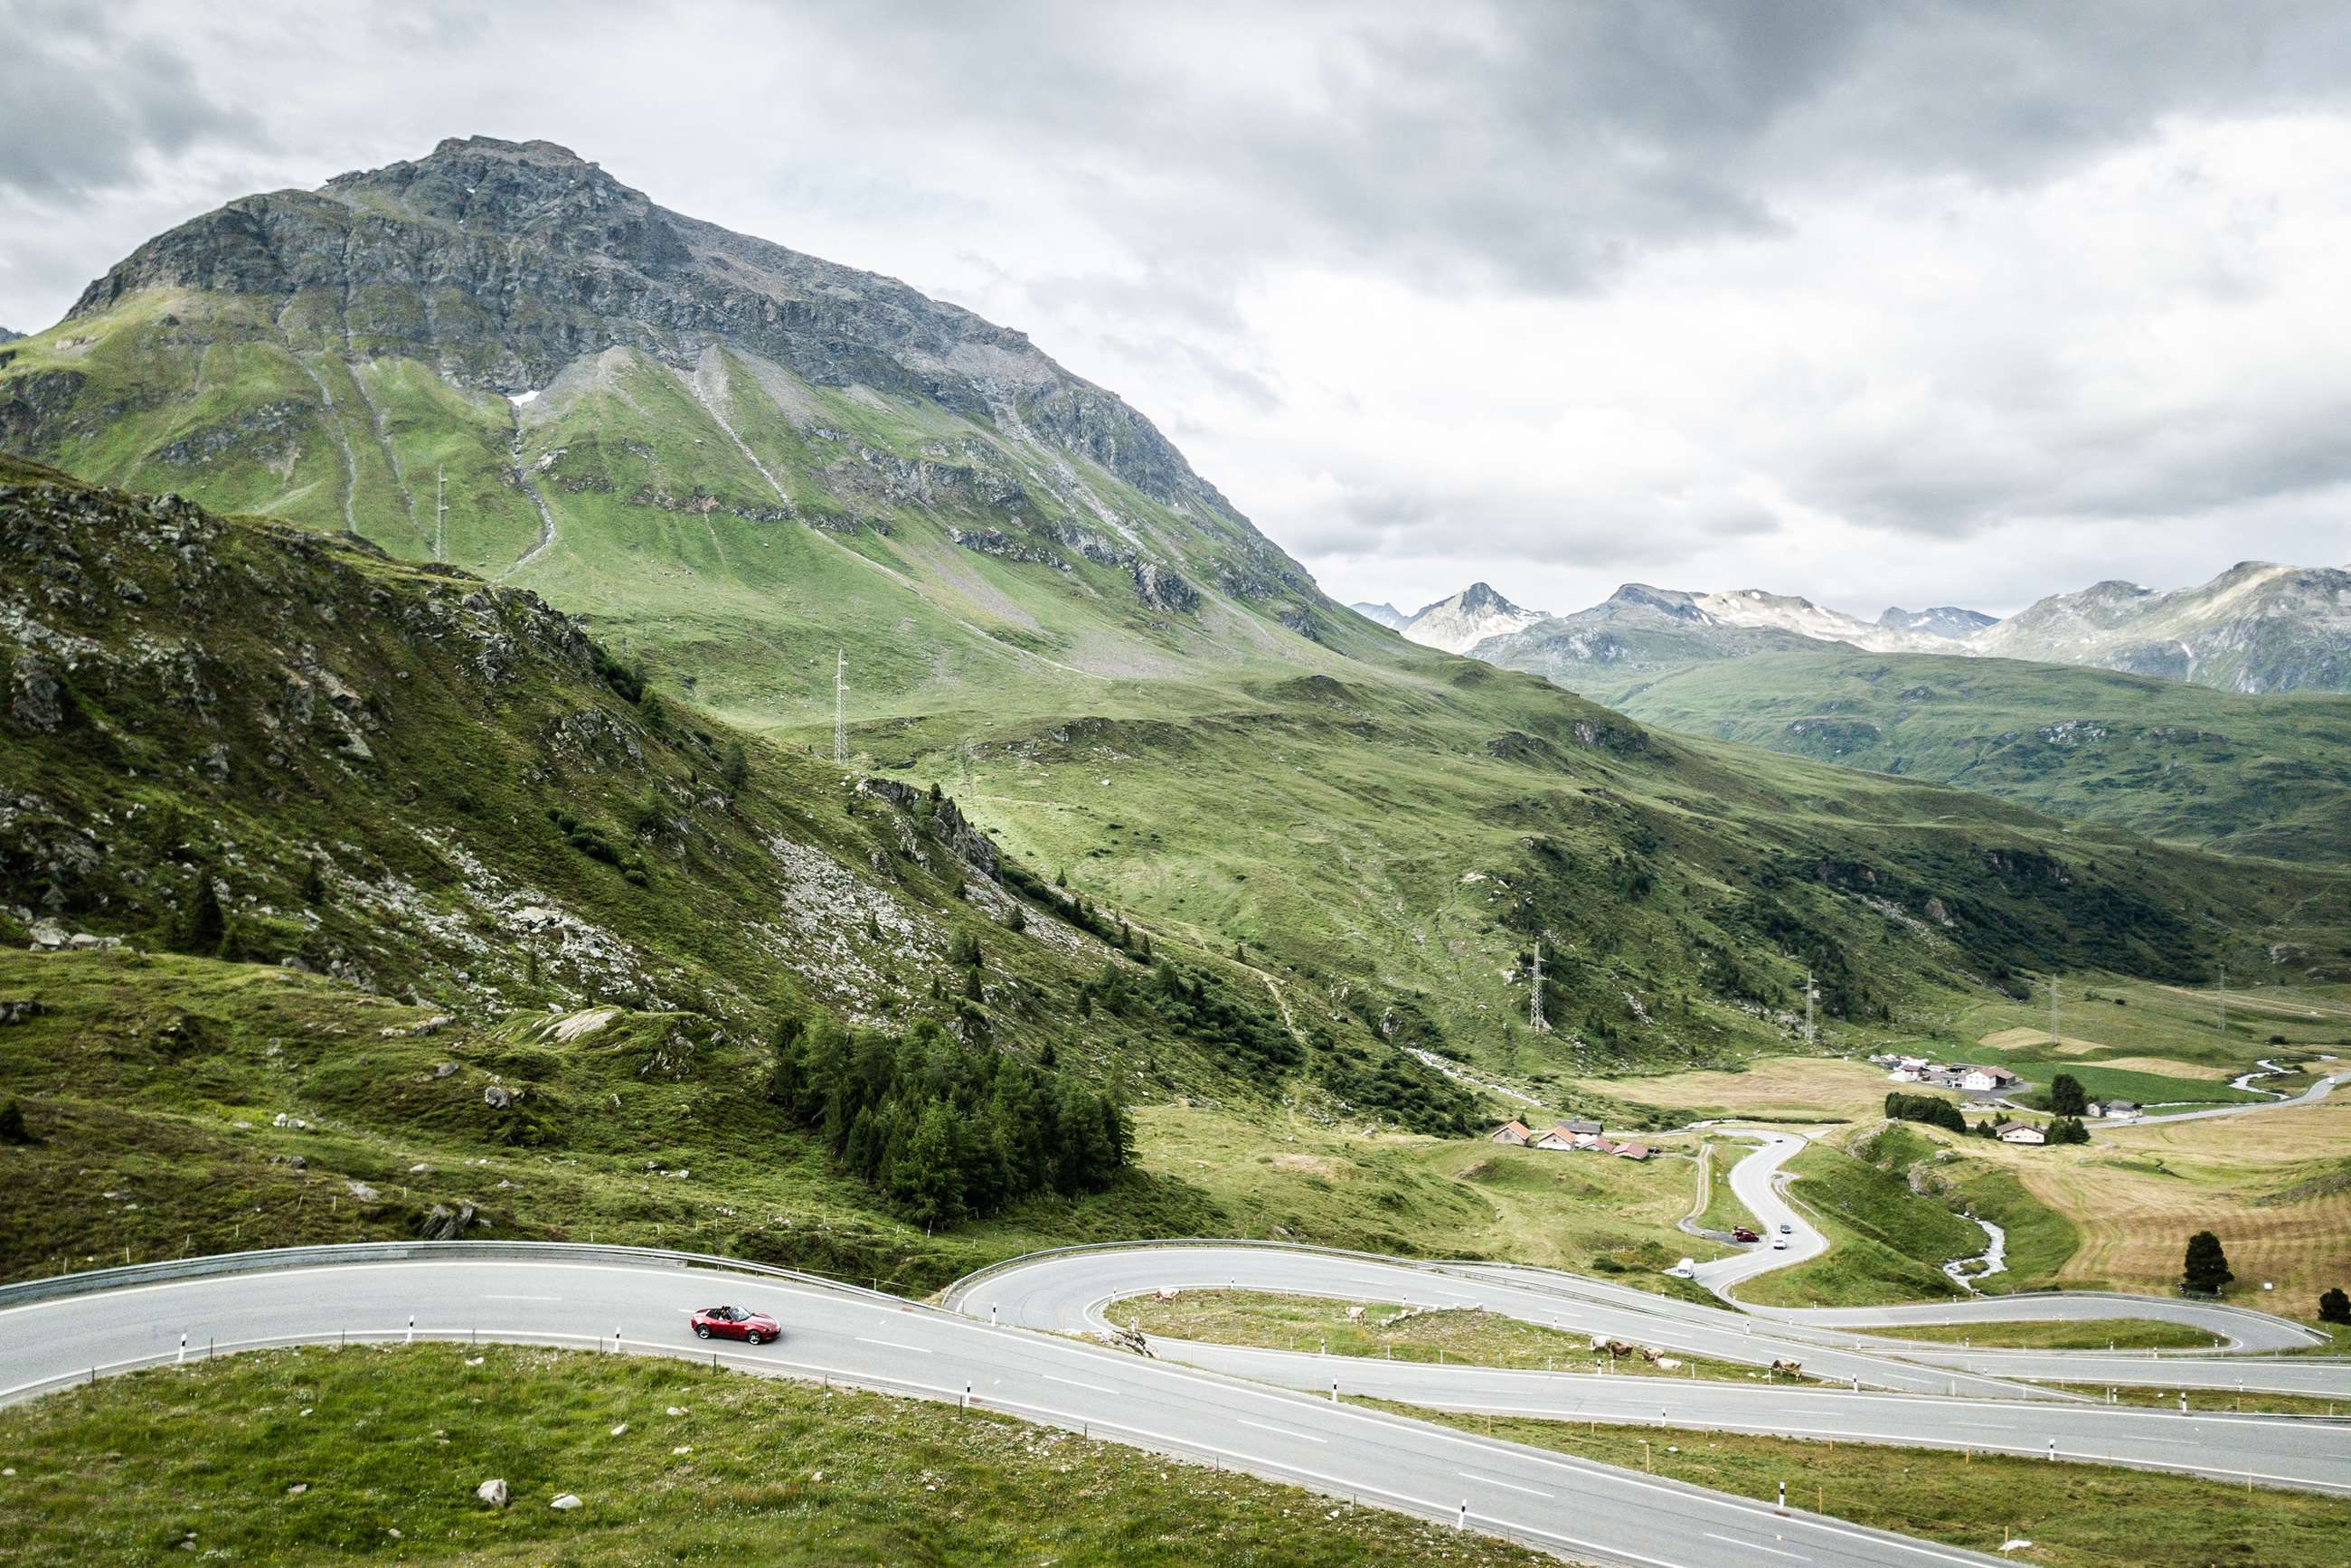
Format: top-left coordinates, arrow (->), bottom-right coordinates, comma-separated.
0,328 -> 22,345
1348,600 -> 1409,629
1428,562 -> 2351,695
1971,562 -> 2351,694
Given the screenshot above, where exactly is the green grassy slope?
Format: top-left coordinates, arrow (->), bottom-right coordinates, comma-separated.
0,1345 -> 1547,1567
1573,649 -> 2351,864
0,460 -> 1498,1283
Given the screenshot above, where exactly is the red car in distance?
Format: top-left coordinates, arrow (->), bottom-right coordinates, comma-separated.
691,1304 -> 779,1345
1731,1227 -> 1761,1243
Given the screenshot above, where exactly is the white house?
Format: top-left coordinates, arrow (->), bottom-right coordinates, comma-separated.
1995,1120 -> 2046,1146
1960,1065 -> 2021,1092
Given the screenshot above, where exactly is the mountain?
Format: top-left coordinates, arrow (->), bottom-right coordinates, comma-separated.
2,133 -> 2337,1092
0,328 -> 21,344
1398,581 -> 1546,653
1578,649 -> 2351,865
0,134 -> 1327,718
1691,589 -> 1973,652
1474,583 -> 1859,687
1473,583 -> 1978,688
1349,600 -> 1409,630
1971,562 -> 2351,694
1879,605 -> 1996,639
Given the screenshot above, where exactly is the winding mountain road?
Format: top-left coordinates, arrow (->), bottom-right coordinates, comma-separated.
6,1236 -> 2349,1568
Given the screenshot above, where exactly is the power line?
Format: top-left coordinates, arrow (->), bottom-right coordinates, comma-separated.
833,648 -> 848,768
1528,933 -> 1547,1033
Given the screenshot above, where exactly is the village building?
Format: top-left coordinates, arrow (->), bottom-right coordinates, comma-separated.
1489,1119 -> 1532,1145
1995,1120 -> 2046,1146
1959,1065 -> 2022,1092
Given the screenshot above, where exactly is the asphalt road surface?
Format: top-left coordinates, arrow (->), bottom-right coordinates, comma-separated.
0,1254 -> 2032,1568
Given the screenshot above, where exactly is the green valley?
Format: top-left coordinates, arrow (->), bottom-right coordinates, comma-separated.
1569,649 -> 2351,867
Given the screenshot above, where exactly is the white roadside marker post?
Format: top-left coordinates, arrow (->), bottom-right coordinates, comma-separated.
177,1333 -> 187,1365
406,1316 -> 415,1344
1457,1501 -> 1468,1531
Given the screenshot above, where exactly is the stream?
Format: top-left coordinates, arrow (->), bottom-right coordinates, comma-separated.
1943,1214 -> 2007,1292
2229,1057 -> 2296,1100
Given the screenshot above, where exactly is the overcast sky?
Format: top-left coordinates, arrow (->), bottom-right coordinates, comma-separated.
5,0 -> 2350,618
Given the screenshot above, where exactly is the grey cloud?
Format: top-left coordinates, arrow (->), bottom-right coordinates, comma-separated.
0,2 -> 267,199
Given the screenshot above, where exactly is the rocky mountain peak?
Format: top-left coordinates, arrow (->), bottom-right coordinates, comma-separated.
1399,581 -> 1547,655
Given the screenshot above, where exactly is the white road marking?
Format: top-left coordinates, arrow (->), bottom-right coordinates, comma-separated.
484,1294 -> 559,1301
1708,1532 -> 1807,1561
1237,1418 -> 1326,1443
855,1337 -> 930,1355
1044,1374 -> 1117,1394
1458,1469 -> 1551,1497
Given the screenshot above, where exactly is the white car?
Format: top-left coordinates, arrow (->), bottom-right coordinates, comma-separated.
1770,1237 -> 1789,1250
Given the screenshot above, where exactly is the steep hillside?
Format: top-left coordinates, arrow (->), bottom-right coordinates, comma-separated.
0,458 -> 1509,1282
1974,562 -> 2351,694
1572,651 -> 2351,866
2,136 -> 2341,1095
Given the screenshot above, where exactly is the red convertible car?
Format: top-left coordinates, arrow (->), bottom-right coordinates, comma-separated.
691,1304 -> 779,1345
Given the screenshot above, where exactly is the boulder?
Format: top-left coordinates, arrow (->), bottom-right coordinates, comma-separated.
27,918 -> 67,949
433,1062 -> 459,1079
475,1478 -> 508,1508
483,1084 -> 515,1109
418,1202 -> 477,1241
550,1493 -> 582,1511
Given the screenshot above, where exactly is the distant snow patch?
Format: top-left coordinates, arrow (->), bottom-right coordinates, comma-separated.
508,390 -> 541,406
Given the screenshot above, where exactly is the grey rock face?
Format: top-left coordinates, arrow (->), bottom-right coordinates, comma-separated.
9,656 -> 61,732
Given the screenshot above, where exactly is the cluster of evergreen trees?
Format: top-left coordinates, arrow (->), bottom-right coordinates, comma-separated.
1884,1091 -> 1966,1133
1083,958 -> 1300,1082
767,1014 -> 1130,1230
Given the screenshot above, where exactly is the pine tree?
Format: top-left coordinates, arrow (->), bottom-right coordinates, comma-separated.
2048,1073 -> 2088,1117
2182,1230 -> 2233,1294
892,1100 -> 966,1229
720,741 -> 750,796
768,1014 -> 808,1110
0,1099 -> 27,1145
298,857 -> 326,905
2320,1287 -> 2350,1325
177,871 -> 225,955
